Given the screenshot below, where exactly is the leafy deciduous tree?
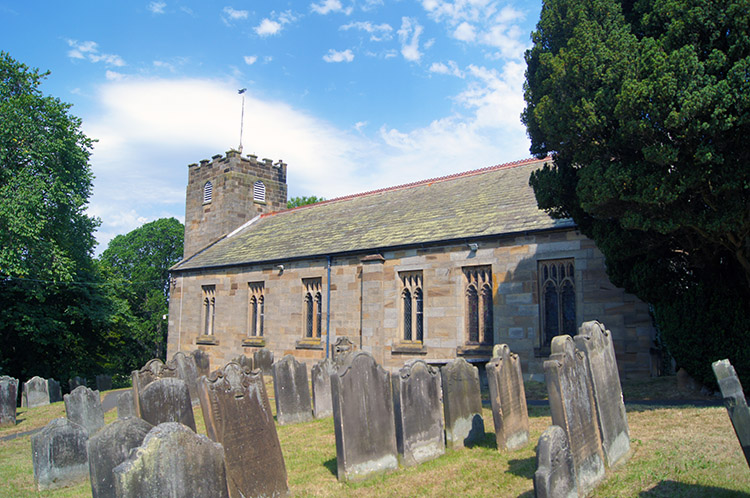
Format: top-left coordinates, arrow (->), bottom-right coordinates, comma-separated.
287,195 -> 325,209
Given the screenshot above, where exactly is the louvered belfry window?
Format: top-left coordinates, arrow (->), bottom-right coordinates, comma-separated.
203,181 -> 213,204
253,181 -> 265,202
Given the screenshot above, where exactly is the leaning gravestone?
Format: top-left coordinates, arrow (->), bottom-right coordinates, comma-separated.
87,417 -> 153,498
441,358 -> 485,449
23,376 -> 50,409
113,422 -> 229,498
712,359 -> 750,466
131,358 -> 178,417
31,418 -> 89,490
311,357 -> 336,419
64,386 -> 105,436
117,391 -> 135,419
48,379 -> 62,403
331,351 -> 398,481
231,354 -> 254,372
191,349 -> 210,378
199,361 -> 289,498
95,375 -> 112,392
544,335 -> 605,495
486,344 -> 529,451
392,360 -> 445,466
534,425 -> 577,498
273,354 -> 313,425
0,376 -> 19,427
575,320 -> 630,467
69,376 -> 87,392
169,351 -> 201,406
253,348 -> 274,376
138,377 -> 196,431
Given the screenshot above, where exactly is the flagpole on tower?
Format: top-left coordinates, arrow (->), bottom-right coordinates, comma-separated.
238,88 -> 247,153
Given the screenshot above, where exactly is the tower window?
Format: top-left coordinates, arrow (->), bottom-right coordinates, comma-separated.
203,181 -> 213,204
253,181 -> 266,203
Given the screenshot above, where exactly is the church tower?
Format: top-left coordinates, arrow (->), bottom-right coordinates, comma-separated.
183,149 -> 287,258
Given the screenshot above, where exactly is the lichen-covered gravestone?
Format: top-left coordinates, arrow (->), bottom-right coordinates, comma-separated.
575,320 -> 630,467
23,376 -> 50,409
48,379 -> 62,403
169,351 -> 201,406
87,417 -> 153,498
253,347 -> 274,376
534,425 -> 577,498
311,357 -> 335,419
117,390 -> 135,419
544,335 -> 605,496
31,418 -> 89,490
191,349 -> 210,378
199,361 -> 289,498
131,358 -> 178,417
113,422 -> 229,498
138,377 -> 196,431
486,344 -> 529,451
0,376 -> 19,427
712,359 -> 750,467
231,354 -> 254,372
273,354 -> 313,425
392,360 -> 445,466
440,358 -> 485,449
331,351 -> 398,481
64,386 -> 105,436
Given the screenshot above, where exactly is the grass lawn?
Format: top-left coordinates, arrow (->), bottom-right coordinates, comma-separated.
1,379 -> 748,497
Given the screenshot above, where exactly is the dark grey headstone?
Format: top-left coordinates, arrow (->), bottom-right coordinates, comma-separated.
169,351 -> 201,406
131,358 -> 178,417
332,337 -> 355,367
331,351 -> 398,481
117,391 -> 136,419
64,386 -> 105,436
199,362 -> 289,498
23,376 -> 50,409
231,354 -> 254,372
31,418 -> 89,490
69,376 -> 87,392
95,375 -> 112,392
87,417 -> 153,498
712,359 -> 750,466
48,379 -> 62,403
272,354 -> 313,425
191,349 -> 210,378
113,422 -> 229,498
253,348 -> 274,376
486,344 -> 530,451
440,358 -> 485,449
544,335 -> 605,495
392,360 -> 445,466
0,376 -> 18,427
311,357 -> 335,419
139,377 -> 196,431
534,425 -> 577,498
575,321 -> 630,467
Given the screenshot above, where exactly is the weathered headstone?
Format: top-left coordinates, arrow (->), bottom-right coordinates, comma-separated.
31,418 -> 89,490
23,376 -> 50,409
64,386 -> 105,436
440,358 -> 485,449
95,375 -> 112,392
191,349 -> 210,378
69,376 -> 87,392
486,344 -> 529,451
87,417 -> 153,498
231,354 -> 254,372
544,335 -> 605,495
575,320 -> 630,467
131,358 -> 178,417
392,360 -> 445,466
712,359 -> 750,466
48,379 -> 62,403
332,336 -> 355,367
331,351 -> 398,481
311,357 -> 335,419
113,422 -> 229,498
199,361 -> 289,498
117,390 -> 136,419
253,347 -> 274,376
273,354 -> 313,425
0,376 -> 19,427
534,425 -> 577,498
138,377 -> 196,431
169,351 -> 201,406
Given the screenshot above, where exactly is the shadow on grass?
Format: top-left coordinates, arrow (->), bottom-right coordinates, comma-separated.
506,455 -> 536,479
323,457 -> 337,477
640,480 -> 750,497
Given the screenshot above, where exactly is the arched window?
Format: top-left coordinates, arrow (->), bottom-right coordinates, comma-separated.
539,259 -> 576,347
202,285 -> 216,336
305,292 -> 313,338
463,266 -> 493,346
398,271 -> 424,343
403,289 -> 412,341
258,295 -> 264,337
315,292 -> 322,338
203,181 -> 213,204
415,288 -> 424,342
467,285 -> 479,343
249,296 -> 258,336
253,181 -> 266,202
481,283 -> 493,344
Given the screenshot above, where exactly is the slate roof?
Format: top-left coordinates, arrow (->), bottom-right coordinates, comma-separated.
172,157 -> 575,271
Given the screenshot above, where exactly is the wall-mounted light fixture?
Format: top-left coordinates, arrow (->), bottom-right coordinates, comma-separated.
276,264 -> 284,275
467,243 -> 479,252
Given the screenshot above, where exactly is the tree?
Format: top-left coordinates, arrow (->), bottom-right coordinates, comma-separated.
522,0 -> 750,386
287,195 -> 325,209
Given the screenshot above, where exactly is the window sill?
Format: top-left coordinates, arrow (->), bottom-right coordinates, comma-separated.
242,337 -> 266,347
196,335 -> 219,346
296,338 -> 324,350
456,344 -> 493,357
391,342 -> 427,355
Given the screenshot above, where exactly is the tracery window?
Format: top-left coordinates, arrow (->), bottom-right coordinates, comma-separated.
399,271 -> 424,342
538,259 -> 576,347
303,278 -> 323,339
248,282 -> 264,337
202,285 -> 216,335
463,266 -> 493,345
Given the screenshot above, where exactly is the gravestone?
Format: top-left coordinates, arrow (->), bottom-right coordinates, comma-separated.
331,351 -> 398,481
48,379 -> 62,403
69,376 -> 87,392
486,344 -> 529,451
272,354 -> 313,425
95,375 -> 112,392
575,320 -> 630,467
392,360 -> 445,466
169,351 -> 201,406
534,425 -> 577,498
23,376 -> 50,409
191,349 -> 210,378
113,422 -> 229,498
0,376 -> 18,427
253,348 -> 274,376
117,390 -> 135,419
87,417 -> 153,498
332,336 -> 355,367
712,359 -> 750,466
31,418 -> 89,490
231,354 -> 254,372
544,335 -> 605,495
64,386 -> 105,436
440,358 -> 485,449
311,357 -> 335,419
131,358 -> 178,417
138,377 -> 196,431
199,361 -> 289,498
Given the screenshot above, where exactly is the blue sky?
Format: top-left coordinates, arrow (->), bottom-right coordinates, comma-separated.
1,0 -> 543,253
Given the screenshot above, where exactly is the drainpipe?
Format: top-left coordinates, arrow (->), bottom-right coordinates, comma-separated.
325,255 -> 332,359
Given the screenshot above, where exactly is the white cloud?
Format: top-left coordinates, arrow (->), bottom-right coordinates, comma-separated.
105,70 -> 124,81
397,17 -> 424,62
148,1 -> 166,14
244,55 -> 258,65
323,48 -> 354,63
256,18 -> 282,36
223,6 -> 248,21
340,21 -> 392,41
311,0 -> 352,15
66,40 -> 126,67
429,60 -> 464,78
453,21 -> 475,42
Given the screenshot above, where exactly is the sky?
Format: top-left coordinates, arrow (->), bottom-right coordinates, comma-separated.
1,0 -> 543,254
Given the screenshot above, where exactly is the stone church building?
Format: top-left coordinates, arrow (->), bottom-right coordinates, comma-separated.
167,149 -> 657,380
